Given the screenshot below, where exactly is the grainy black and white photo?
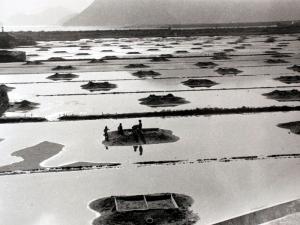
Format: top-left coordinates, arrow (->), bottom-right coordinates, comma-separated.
0,0 -> 300,224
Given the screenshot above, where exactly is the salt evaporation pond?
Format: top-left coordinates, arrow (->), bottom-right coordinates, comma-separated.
0,159 -> 299,225
0,33 -> 299,225
0,112 -> 299,167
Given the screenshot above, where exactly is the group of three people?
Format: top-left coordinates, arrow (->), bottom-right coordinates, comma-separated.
103,120 -> 143,142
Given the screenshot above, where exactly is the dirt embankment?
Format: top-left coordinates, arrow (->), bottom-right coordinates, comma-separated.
89,193 -> 199,225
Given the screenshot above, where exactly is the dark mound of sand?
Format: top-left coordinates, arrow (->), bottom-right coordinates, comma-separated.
8,100 -> 40,112
132,70 -> 161,78
52,65 -> 76,71
288,65 -> 300,72
76,52 -> 90,56
151,57 -> 169,62
175,50 -> 189,54
24,60 -> 43,65
265,37 -> 276,43
182,79 -> 218,88
160,54 -> 173,58
0,84 -> 15,92
278,121 -> 300,135
265,50 -> 279,54
89,193 -> 198,225
48,57 -> 66,61
147,48 -> 159,51
37,47 -> 50,51
265,59 -> 288,64
125,64 -> 149,69
80,47 -> 91,50
263,89 -> 300,101
101,49 -> 113,52
54,51 -> 67,53
81,81 -> 117,91
47,73 -> 79,81
89,59 -> 107,63
223,49 -> 235,52
139,94 -> 189,107
271,53 -> 292,58
195,61 -> 218,68
102,56 -> 119,60
103,128 -> 179,146
127,52 -> 141,55
121,46 -> 132,49
234,45 -> 246,49
274,76 -> 300,84
212,52 -> 231,60
215,67 -> 243,75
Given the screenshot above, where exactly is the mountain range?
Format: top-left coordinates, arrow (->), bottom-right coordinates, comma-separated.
64,0 -> 300,27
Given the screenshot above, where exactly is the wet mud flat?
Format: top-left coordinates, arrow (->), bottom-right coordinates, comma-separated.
89,193 -> 199,225
0,141 -> 120,176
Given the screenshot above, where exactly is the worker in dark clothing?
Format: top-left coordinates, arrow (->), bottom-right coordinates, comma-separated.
138,120 -> 143,130
104,126 -> 110,141
118,123 -> 124,135
139,145 -> 143,156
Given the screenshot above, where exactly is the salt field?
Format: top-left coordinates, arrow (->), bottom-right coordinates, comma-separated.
0,32 -> 300,225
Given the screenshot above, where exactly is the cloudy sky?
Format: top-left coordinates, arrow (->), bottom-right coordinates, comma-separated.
0,0 -> 93,20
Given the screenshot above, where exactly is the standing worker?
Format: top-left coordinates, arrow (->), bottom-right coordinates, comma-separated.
138,120 -> 143,130
118,123 -> 124,135
104,126 -> 110,141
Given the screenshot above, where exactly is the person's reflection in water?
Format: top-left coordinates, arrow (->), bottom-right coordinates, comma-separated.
133,146 -> 138,152
139,145 -> 143,156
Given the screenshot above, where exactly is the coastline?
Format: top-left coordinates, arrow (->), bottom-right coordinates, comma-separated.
10,25 -> 300,42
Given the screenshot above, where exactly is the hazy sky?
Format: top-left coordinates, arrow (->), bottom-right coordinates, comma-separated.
0,0 -> 93,20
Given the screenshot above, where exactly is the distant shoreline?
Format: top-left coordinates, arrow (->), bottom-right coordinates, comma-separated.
9,25 -> 300,41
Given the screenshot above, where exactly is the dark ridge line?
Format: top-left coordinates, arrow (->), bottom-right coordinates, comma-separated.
37,85 -> 300,97
0,117 -> 47,124
4,72 -> 297,85
1,53 -> 299,71
0,163 -> 121,177
59,106 -> 300,121
1,73 -> 280,85
134,154 -> 300,167
0,75 -> 234,85
1,153 -> 299,177
0,62 -> 298,76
